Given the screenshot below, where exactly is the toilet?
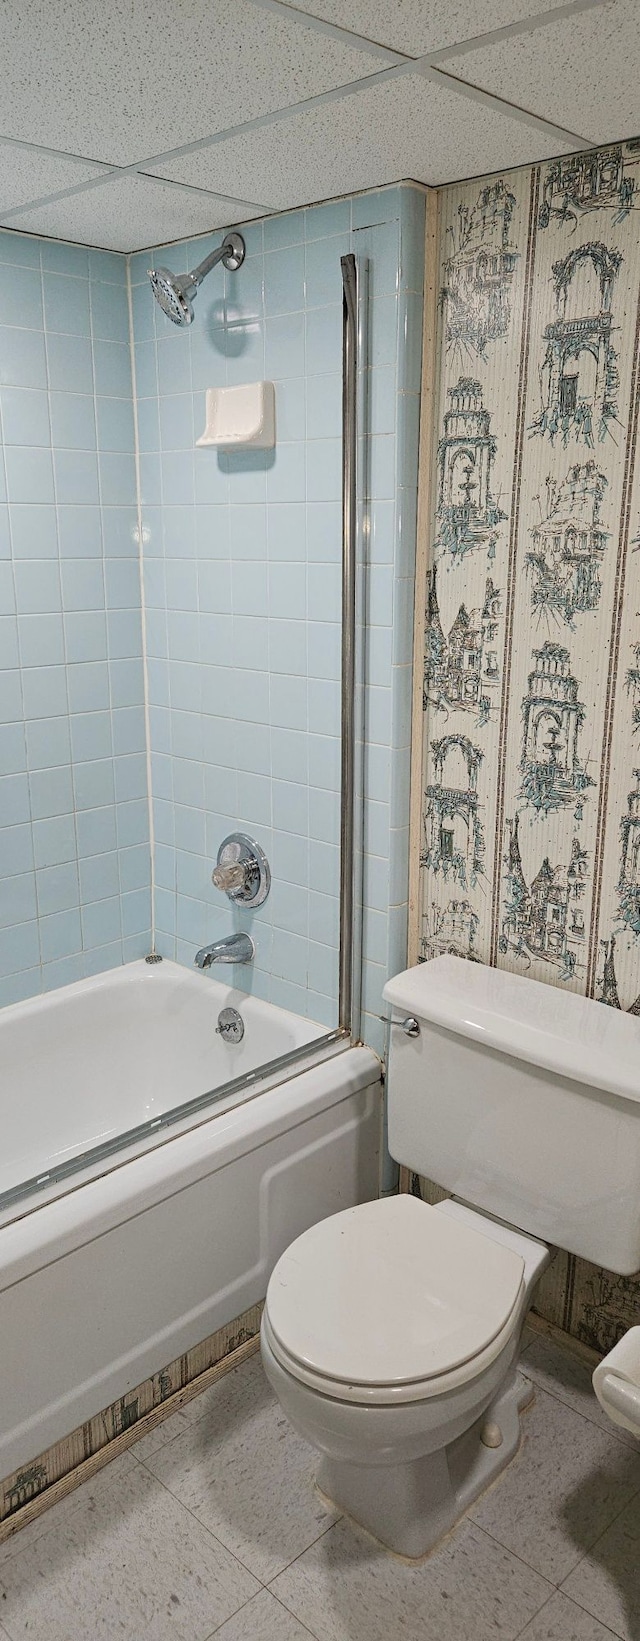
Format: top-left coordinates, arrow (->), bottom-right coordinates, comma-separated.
261,956 -> 640,1559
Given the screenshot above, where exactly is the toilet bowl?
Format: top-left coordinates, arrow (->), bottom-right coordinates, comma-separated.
261,1195 -> 548,1558
262,955 -> 640,1560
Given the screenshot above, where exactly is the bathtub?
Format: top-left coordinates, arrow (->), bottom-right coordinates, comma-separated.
0,959 -> 382,1478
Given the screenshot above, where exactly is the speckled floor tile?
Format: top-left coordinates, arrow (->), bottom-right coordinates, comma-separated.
561,1490 -> 640,1641
210,1587 -> 320,1640
470,1385 -> 640,1585
517,1589 -> 626,1640
0,1451 -> 258,1641
0,1453 -> 139,1566
270,1515 -> 552,1641
521,1334 -> 640,1452
139,1355 -> 340,1583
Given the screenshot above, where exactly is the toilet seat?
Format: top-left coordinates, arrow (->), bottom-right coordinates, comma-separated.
264,1196 -> 525,1407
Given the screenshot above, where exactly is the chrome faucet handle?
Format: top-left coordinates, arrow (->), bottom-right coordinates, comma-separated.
212,833 -> 270,907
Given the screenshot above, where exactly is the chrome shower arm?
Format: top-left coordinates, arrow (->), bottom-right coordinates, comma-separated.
187,244 -> 226,288
189,231 -> 246,286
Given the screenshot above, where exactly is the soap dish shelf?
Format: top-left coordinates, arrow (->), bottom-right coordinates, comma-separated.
196,381 -> 275,449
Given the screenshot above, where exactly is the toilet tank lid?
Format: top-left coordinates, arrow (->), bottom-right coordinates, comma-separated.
383,957 -> 640,1107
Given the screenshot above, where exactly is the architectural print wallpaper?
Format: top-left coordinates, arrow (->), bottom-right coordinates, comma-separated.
414,139 -> 640,1354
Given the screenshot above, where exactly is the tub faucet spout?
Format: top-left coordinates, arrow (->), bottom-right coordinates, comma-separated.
194,932 -> 255,968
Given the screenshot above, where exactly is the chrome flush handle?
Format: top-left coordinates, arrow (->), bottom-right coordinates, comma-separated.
400,1016 -> 420,1037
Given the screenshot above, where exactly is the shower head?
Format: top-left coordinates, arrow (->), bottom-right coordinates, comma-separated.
147,230 -> 245,327
148,267 -> 197,326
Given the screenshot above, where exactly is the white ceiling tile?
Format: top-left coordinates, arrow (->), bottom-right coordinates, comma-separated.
1,175 -> 267,253
0,0 -> 393,168
148,72 -> 577,207
441,0 -> 638,144
274,0 -> 584,57
0,142 -> 107,214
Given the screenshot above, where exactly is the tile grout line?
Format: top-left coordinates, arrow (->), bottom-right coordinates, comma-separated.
468,1516 -> 562,1589
134,1428 -> 344,1594
84,260 -> 117,962
509,1589 -> 571,1641
124,1340 -> 348,1587
264,1511 -> 344,1588
129,1448 -> 273,1589
556,1588 -> 630,1641
137,1444 -> 344,1595
203,1589 -> 266,1641
511,1586 -> 626,1641
267,1585 -> 325,1641
204,1582 -> 324,1641
0,333 -> 30,984
556,1477 -> 640,1595
471,1477 -> 640,1601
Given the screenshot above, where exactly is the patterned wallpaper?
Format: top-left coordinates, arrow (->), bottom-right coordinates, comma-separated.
414,139 -> 640,1354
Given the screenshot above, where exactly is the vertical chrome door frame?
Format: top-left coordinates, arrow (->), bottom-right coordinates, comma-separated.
339,253 -> 359,1037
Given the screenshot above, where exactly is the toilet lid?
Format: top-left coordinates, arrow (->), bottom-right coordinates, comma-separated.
266,1197 -> 525,1389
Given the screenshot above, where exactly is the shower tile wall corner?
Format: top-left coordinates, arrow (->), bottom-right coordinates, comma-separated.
0,233 -> 150,1005
133,184 -> 425,1047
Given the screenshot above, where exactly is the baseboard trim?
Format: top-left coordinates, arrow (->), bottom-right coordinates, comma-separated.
0,1321 -> 262,1547
526,1308 -> 601,1367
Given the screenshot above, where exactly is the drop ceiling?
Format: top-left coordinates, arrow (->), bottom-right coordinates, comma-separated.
0,0 -> 635,252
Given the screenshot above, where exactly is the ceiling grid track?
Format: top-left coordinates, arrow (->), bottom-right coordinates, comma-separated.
0,0 -> 630,250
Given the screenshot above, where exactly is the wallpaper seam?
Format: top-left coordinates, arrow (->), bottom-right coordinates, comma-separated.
586,285 -> 640,994
489,165 -> 541,963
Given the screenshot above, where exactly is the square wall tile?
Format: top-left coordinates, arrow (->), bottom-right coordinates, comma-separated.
0,240 -> 149,1002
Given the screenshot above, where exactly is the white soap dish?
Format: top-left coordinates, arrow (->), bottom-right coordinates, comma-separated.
196,381 -> 275,449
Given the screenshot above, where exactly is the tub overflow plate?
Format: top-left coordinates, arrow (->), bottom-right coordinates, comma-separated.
216,1006 -> 244,1044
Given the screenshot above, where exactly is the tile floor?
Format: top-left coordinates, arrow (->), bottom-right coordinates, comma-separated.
0,1329 -> 639,1640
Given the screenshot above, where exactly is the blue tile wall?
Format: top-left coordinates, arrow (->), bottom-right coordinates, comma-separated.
0,233 -> 150,1005
0,186 -> 423,1041
131,184 -> 424,1046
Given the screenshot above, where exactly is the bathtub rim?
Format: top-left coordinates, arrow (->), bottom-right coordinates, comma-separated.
0,1041 -> 382,1293
0,1026 -> 349,1226
0,956 -> 345,1226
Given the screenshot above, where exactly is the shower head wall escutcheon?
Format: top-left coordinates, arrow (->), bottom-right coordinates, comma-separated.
147,230 -> 245,327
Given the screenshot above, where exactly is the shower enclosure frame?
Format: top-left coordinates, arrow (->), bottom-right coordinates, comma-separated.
0,254 -> 366,1218
338,252 -> 359,1036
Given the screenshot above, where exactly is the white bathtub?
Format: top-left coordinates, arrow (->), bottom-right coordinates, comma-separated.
0,958 -> 325,1210
0,960 -> 382,1478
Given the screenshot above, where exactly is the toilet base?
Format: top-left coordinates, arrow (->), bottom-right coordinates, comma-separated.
316,1369 -> 533,1561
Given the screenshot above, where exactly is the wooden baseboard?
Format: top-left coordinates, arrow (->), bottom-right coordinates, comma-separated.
527,1308 -> 601,1367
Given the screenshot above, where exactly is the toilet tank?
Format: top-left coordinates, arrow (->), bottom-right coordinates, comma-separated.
383,957 -> 640,1276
